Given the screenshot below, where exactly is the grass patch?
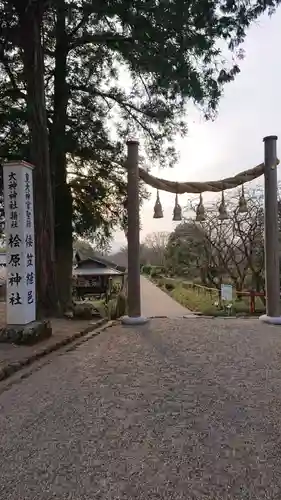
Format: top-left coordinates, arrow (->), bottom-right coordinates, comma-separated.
154,277 -> 266,316
170,286 -> 217,315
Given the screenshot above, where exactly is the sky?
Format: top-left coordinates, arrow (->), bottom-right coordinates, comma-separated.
112,7 -> 281,253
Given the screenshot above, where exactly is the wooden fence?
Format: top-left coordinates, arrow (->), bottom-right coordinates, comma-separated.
183,282 -> 267,313
159,276 -> 266,314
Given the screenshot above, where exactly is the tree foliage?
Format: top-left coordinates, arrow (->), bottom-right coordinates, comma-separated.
1,0 -> 280,218
141,232 -> 170,266
165,222 -> 208,278
165,187 -> 270,292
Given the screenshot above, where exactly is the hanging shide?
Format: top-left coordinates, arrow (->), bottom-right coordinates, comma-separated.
238,184 -> 248,213
173,193 -> 182,221
151,183 -> 247,224
153,189 -> 164,218
196,193 -> 206,222
218,191 -> 229,220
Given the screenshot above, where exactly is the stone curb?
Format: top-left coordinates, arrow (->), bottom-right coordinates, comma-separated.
183,315 -> 260,319
0,318 -> 112,383
148,315 -> 259,320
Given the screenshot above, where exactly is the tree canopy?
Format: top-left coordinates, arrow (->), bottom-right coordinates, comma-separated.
164,187 -> 273,293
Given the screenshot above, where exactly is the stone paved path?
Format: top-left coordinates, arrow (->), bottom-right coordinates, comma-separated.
140,276 -> 192,317
1,317 -> 281,499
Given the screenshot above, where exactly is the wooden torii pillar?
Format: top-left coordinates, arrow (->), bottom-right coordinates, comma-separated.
260,135 -> 281,324
121,140 -> 148,325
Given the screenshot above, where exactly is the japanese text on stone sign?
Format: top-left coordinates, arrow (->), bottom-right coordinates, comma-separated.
7,171 -> 23,306
24,172 -> 34,305
4,162 -> 36,324
25,172 -> 32,229
8,172 -> 18,228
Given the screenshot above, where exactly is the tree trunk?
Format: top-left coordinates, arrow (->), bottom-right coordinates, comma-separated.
50,0 -> 73,312
235,278 -> 243,300
252,271 -> 266,305
19,3 -> 59,317
200,268 -> 208,286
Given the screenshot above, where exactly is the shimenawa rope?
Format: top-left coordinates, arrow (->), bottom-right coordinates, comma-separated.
138,163 -> 269,194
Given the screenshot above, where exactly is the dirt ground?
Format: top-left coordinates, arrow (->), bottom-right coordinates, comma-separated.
0,301 -> 102,371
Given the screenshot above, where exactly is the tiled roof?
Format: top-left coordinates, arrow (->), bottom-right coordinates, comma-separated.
74,249 -> 126,272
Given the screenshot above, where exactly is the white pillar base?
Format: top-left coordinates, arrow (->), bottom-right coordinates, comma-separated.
259,314 -> 281,325
121,315 -> 149,325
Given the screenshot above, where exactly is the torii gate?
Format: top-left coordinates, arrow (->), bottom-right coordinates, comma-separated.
121,136 -> 281,326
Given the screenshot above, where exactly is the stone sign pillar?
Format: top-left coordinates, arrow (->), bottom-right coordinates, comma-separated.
3,161 -> 36,325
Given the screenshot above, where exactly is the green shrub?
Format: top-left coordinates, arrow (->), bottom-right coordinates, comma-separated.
150,265 -> 165,278
149,267 -> 158,278
154,277 -> 165,287
141,265 -> 151,274
107,299 -> 116,319
165,282 -> 175,292
116,292 -> 127,317
107,292 -> 127,320
142,265 -> 167,277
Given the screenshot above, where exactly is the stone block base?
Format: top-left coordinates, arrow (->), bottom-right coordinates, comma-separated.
121,315 -> 149,325
0,320 -> 52,345
259,314 -> 281,325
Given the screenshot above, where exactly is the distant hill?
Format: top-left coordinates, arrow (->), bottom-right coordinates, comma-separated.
110,248 -> 128,268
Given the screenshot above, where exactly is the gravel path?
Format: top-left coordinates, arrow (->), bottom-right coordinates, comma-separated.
1,318 -> 281,499
140,276 -> 192,317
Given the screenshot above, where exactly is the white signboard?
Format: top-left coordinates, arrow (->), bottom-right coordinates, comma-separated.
3,161 -> 36,325
221,284 -> 233,302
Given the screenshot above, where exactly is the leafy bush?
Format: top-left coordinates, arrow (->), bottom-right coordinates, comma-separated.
142,264 -> 167,277
116,292 -> 127,317
142,265 -> 152,274
107,292 -> 127,319
149,267 -> 158,278
154,277 -> 165,287
165,282 -> 175,292
150,265 -> 165,278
